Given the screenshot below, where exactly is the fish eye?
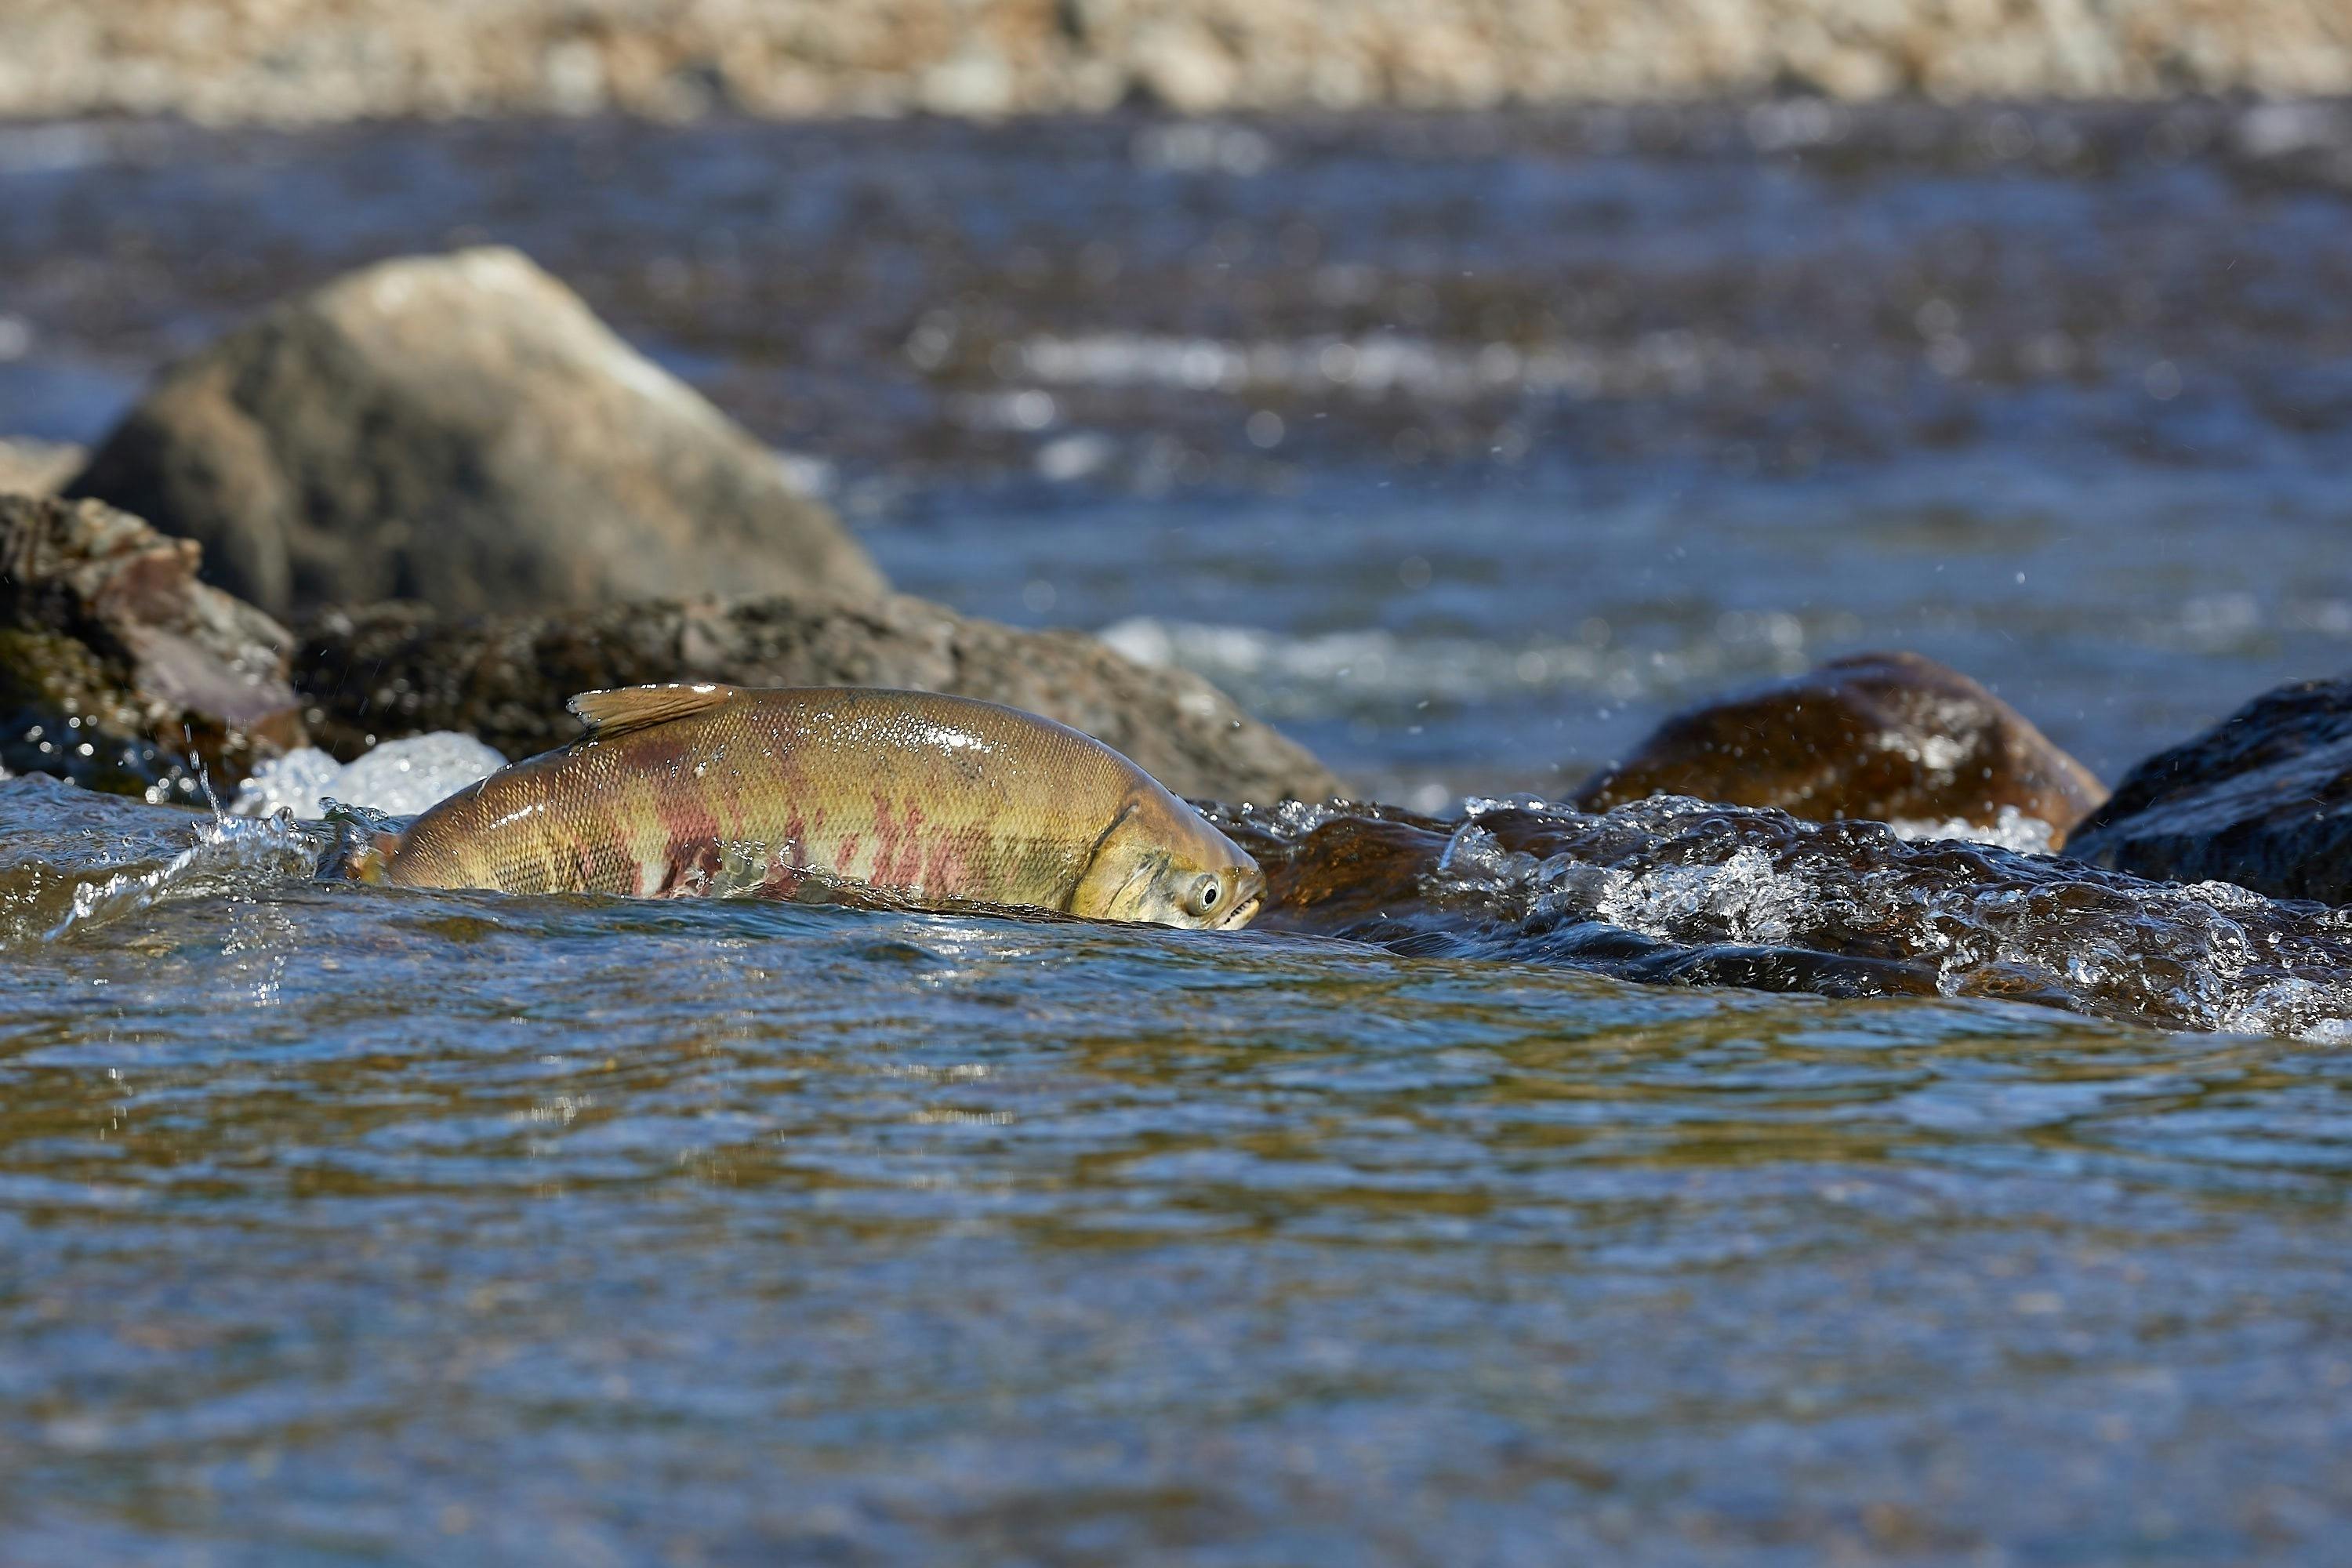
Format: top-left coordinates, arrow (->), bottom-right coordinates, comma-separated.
1183,873 -> 1222,916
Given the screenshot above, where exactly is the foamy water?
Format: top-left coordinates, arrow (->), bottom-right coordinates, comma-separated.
231,733 -> 506,821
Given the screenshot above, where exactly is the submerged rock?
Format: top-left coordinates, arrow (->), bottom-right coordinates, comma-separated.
2065,679 -> 2352,903
1573,651 -> 2105,846
65,247 -> 884,619
0,493 -> 303,797
296,593 -> 1344,804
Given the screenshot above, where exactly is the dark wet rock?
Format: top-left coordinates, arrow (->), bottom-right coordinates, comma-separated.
2064,679 -> 2352,903
65,248 -> 885,620
1573,651 -> 2106,845
0,493 -> 303,797
295,592 -> 1343,804
1219,800 -> 1454,930
1214,795 -> 2352,1036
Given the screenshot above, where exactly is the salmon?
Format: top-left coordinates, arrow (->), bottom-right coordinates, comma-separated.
364,684 -> 1265,930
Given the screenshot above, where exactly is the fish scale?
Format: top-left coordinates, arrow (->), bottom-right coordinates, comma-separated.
376,684 -> 1266,929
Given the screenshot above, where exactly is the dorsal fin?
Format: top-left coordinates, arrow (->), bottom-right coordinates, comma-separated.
567,684 -> 739,742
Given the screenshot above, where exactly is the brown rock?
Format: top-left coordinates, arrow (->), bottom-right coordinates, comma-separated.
296,592 -> 1343,804
0,494 -> 303,797
66,248 -> 884,620
1216,802 -> 1453,930
1573,651 -> 2105,844
2063,678 -> 2352,902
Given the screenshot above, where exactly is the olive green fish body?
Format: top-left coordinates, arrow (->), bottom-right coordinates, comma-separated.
380,686 -> 1263,929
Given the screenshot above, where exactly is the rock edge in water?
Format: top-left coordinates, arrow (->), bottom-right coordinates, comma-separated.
1215,793 -> 2352,1039
1574,651 -> 2106,847
2066,677 -> 2352,904
296,593 -> 1345,806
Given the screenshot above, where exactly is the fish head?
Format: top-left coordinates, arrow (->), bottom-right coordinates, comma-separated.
1072,789 -> 1265,931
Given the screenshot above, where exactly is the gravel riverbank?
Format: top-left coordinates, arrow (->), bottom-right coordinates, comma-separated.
3,0 -> 2349,123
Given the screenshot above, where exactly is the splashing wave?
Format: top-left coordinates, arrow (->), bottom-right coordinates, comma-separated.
0,777 -> 325,949
1223,795 -> 2352,1039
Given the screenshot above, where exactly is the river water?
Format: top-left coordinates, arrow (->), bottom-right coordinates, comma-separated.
5,104 -> 2352,1563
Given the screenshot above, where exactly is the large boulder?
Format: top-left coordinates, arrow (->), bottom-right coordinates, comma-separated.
64,247 -> 884,619
2064,678 -> 2352,902
1574,651 -> 2106,846
296,593 -> 1344,804
0,494 -> 303,797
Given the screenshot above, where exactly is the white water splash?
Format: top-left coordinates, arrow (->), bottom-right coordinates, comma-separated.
1887,807 -> 2060,856
1010,327 -> 1747,402
45,811 -> 321,943
1398,796 -> 2352,1041
234,733 -> 505,821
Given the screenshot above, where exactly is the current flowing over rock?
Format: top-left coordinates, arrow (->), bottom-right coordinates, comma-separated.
1573,650 -> 2107,846
1218,794 -> 2352,1039
13,770 -> 2352,1040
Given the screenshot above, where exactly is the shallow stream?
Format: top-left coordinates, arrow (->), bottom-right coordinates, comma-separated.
5,104 -> 2352,1562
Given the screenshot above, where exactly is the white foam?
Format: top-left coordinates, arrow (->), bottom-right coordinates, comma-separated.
234,733 -> 506,821
1011,328 -> 1739,403
1887,807 -> 2059,856
1384,795 -> 2352,1040
233,750 -> 343,820
1132,122 -> 1274,176
46,811 -> 319,943
1590,844 -> 1817,948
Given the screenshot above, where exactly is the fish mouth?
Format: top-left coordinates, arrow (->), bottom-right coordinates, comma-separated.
1214,892 -> 1263,931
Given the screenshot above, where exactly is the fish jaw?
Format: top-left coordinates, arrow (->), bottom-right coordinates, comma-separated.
1210,858 -> 1268,930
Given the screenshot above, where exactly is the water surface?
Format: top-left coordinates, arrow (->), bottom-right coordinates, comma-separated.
5,104 -> 2352,1563
3,781 -> 2352,1562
